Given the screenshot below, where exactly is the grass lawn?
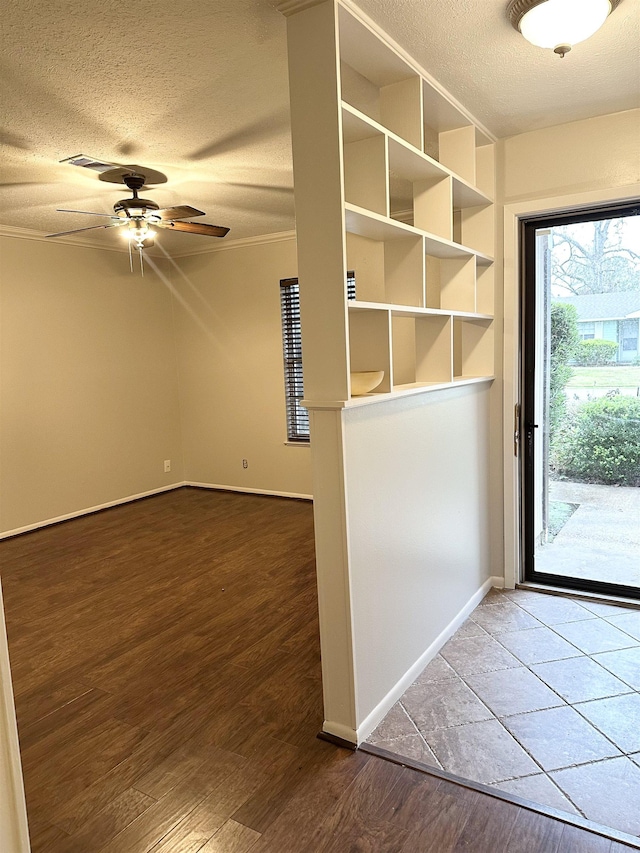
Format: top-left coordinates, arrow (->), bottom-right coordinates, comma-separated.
567,365 -> 640,387
547,501 -> 578,542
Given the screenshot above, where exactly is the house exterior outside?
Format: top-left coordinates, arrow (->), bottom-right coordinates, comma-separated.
555,292 -> 640,363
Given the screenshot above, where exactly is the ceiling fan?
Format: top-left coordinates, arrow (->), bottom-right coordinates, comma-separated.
46,156 -> 230,252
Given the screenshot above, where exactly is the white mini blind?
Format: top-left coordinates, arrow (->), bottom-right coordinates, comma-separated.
280,277 -> 309,442
280,272 -> 356,443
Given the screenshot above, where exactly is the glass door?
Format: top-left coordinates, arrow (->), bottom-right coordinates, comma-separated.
522,203 -> 640,598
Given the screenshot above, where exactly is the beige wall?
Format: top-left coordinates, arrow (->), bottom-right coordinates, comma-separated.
0,236 -> 184,535
171,238 -> 312,498
499,108 -> 640,204
0,234 -> 312,536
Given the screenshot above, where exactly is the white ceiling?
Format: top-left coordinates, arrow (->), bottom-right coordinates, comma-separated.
1,0 -> 638,253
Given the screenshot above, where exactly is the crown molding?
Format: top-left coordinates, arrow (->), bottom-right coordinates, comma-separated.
0,224 -> 47,241
0,223 -> 297,258
168,229 -> 296,257
274,0 -> 328,16
0,224 -> 129,254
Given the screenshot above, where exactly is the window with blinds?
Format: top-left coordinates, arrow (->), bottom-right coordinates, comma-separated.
280,272 -> 356,443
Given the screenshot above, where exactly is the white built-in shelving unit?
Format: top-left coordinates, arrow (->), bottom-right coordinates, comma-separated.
279,0 -> 498,746
339,4 -> 495,402
283,0 -> 495,407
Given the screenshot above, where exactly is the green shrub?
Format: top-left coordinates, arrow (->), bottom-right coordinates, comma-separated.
576,339 -> 618,366
556,395 -> 640,485
550,302 -> 580,447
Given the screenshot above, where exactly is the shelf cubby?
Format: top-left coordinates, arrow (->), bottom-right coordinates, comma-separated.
453,317 -> 494,380
422,82 -> 475,158
426,255 -> 477,313
338,8 -> 423,149
476,265 -> 495,317
387,135 -> 446,184
438,125 -> 476,186
454,203 -> 494,257
348,306 -> 392,394
414,176 -> 453,240
389,172 -> 414,226
346,230 -> 424,307
345,202 -> 419,241
341,103 -> 383,143
392,313 -> 453,388
452,176 -> 493,209
343,133 -> 388,216
387,134 -> 447,228
379,77 -> 423,150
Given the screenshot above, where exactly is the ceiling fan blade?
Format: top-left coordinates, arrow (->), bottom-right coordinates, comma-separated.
159,220 -> 230,238
57,209 -> 119,218
155,205 -> 205,221
46,223 -> 118,238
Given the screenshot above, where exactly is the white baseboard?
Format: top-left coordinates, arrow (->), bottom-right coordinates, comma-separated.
0,481 -> 314,539
0,483 -> 186,539
321,720 -> 359,744
186,481 -> 313,501
353,574 -> 502,745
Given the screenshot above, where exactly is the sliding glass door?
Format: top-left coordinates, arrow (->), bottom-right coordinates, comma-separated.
522,202 -> 640,598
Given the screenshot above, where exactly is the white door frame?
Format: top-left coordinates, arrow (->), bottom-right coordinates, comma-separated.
502,182 -> 640,590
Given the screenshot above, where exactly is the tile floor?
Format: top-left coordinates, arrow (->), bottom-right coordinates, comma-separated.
367,588 -> 640,838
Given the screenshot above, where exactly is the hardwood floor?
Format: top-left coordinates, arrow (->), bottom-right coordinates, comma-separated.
1,487 -> 636,852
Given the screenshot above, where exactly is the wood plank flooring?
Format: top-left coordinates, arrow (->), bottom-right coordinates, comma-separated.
1,487 -> 636,852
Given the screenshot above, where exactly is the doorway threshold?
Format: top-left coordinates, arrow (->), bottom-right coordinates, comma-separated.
360,742 -> 640,850
515,582 -> 640,611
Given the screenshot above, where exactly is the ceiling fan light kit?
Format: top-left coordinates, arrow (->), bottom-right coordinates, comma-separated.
507,0 -> 621,56
47,158 -> 230,269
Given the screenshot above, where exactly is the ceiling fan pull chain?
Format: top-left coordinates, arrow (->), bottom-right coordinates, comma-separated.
139,246 -> 144,277
128,239 -> 133,274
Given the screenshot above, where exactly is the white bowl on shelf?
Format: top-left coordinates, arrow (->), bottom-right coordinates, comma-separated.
350,370 -> 384,396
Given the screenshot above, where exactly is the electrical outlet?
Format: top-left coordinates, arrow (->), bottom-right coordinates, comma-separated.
242,459 -> 248,469
164,459 -> 171,473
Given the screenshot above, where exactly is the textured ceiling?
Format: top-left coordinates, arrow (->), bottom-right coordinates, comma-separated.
1,0 -> 638,254
356,0 -> 640,138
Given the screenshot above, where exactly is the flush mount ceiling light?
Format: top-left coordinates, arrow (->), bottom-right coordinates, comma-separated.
507,0 -> 622,57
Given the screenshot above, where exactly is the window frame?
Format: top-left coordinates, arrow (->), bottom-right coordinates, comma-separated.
280,272 -> 356,444
280,277 -> 310,444
579,321 -> 596,341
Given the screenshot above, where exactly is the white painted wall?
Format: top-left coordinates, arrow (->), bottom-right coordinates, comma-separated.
344,386 -> 492,728
171,237 -> 312,498
0,236 -> 184,536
